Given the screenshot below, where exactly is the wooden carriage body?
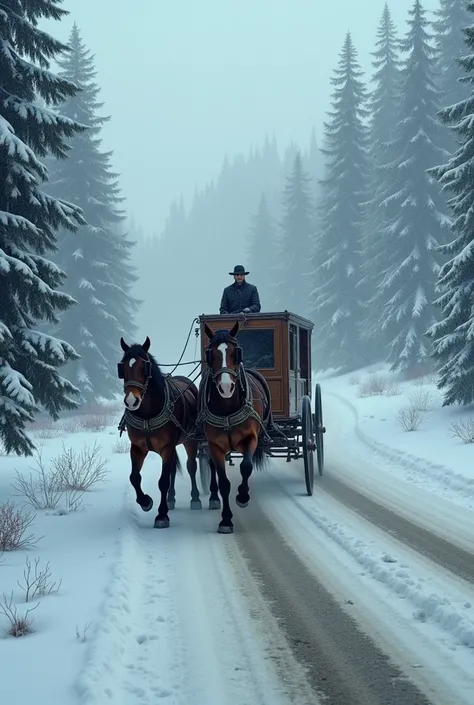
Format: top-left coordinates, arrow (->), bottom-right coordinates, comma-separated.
198,311 -> 314,420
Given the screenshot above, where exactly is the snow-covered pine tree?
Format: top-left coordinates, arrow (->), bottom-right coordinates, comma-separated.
433,0 -> 471,116
246,193 -> 278,311
274,152 -> 314,316
360,4 -> 402,361
0,1 -> 86,455
47,24 -> 140,404
426,1 -> 474,405
310,32 -> 371,372
367,0 -> 451,374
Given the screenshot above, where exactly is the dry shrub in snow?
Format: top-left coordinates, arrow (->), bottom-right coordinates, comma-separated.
0,592 -> 39,637
17,556 -> 62,602
76,621 -> 92,642
78,414 -> 114,432
357,373 -> 392,397
348,374 -> 360,386
32,425 -> 64,439
11,444 -> 107,513
111,436 -> 129,453
12,448 -> 64,510
448,418 -> 474,444
407,388 -> 435,412
54,442 -> 109,491
59,417 -> 82,434
0,501 -> 39,551
397,406 -> 422,432
383,381 -> 401,397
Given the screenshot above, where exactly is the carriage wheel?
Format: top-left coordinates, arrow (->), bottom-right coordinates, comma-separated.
314,383 -> 325,476
301,395 -> 314,496
198,449 -> 210,495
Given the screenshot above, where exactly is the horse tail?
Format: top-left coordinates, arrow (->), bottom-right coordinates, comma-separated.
172,449 -> 183,475
252,442 -> 269,471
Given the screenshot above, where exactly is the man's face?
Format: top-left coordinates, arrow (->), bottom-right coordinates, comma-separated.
234,274 -> 245,285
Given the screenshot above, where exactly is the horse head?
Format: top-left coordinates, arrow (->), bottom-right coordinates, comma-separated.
118,336 -> 154,410
204,321 -> 242,399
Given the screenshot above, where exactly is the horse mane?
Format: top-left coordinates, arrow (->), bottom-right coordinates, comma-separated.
121,344 -> 165,390
209,329 -> 238,347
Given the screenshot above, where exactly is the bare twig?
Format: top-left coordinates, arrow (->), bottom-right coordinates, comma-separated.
17,556 -> 62,602
76,621 -> 92,642
0,501 -> 39,551
12,447 -> 63,510
0,592 -> 39,637
448,418 -> 474,444
397,406 -> 422,432
53,442 -> 109,491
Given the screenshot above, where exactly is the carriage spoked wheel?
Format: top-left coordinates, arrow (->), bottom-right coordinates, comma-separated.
198,449 -> 211,495
301,395 -> 315,496
313,383 -> 325,476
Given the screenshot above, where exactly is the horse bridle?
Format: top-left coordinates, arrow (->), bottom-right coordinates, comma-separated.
205,340 -> 243,385
117,356 -> 152,400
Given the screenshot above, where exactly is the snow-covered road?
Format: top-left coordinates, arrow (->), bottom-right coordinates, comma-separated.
1,392 -> 473,705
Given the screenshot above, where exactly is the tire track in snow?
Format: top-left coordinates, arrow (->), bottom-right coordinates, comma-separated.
74,487 -> 319,705
320,473 -> 474,583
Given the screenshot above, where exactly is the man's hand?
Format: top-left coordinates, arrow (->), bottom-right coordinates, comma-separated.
243,307 -> 250,313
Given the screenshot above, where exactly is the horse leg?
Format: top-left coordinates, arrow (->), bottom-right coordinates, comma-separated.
236,434 -> 258,508
209,443 -> 233,533
167,466 -> 176,510
154,447 -> 175,529
129,443 -> 153,512
208,458 -> 221,511
184,440 -> 202,510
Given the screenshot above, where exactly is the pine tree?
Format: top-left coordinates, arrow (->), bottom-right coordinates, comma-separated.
434,0 -> 471,110
47,24 -> 140,403
275,152 -> 314,316
0,1 -> 85,455
247,193 -> 278,311
367,0 -> 451,373
360,4 -> 402,360
427,2 -> 474,405
310,32 -> 370,372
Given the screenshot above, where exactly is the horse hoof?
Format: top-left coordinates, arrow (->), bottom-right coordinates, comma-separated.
217,524 -> 234,534
190,500 -> 202,510
236,497 -> 249,508
208,499 -> 221,511
154,517 -> 170,529
140,496 -> 153,512
167,500 -> 175,510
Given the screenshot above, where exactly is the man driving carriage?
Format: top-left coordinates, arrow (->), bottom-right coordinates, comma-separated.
219,265 -> 261,314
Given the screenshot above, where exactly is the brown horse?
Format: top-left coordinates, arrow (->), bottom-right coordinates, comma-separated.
199,321 -> 271,533
118,336 -> 201,528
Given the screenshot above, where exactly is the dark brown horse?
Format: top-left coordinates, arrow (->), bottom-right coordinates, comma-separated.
199,321 -> 271,533
118,336 -> 201,528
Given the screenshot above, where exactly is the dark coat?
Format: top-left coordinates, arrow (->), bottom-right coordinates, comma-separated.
219,281 -> 261,314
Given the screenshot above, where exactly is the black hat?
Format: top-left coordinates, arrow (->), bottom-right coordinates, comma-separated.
229,264 -> 249,275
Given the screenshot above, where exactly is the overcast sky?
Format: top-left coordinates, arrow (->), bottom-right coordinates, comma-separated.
45,0 -> 439,235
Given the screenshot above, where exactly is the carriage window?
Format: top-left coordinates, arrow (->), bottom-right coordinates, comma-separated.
299,328 -> 310,393
289,325 -> 297,372
236,329 -> 274,369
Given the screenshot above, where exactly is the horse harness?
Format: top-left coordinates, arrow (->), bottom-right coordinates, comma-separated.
117,357 -> 192,451
196,356 -> 272,449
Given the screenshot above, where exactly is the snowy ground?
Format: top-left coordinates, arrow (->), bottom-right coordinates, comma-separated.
321,365 -> 474,508
0,372 -> 473,704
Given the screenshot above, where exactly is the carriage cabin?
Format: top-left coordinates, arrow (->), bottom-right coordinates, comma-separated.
198,312 -> 314,420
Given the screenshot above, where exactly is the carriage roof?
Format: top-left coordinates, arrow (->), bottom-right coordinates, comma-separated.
198,311 -> 314,420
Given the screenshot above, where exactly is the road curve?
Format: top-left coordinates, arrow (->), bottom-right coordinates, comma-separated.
318,473 -> 474,583
233,502 -> 435,705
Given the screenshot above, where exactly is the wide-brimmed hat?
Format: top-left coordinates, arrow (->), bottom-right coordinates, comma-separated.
229,264 -> 249,275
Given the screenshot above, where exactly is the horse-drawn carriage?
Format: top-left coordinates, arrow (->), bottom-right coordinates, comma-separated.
197,311 -> 325,497
117,309 -> 325,534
